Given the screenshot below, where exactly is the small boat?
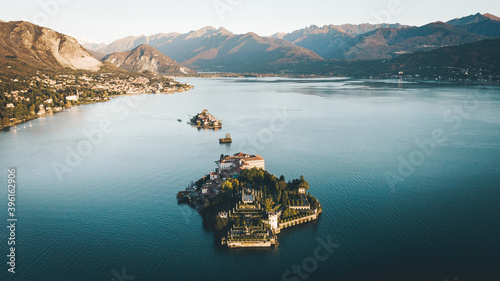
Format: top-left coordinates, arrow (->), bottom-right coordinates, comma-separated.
177,119 -> 182,122
219,133 -> 232,144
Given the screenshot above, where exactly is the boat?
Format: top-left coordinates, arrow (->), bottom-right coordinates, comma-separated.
177,119 -> 182,122
219,133 -> 232,144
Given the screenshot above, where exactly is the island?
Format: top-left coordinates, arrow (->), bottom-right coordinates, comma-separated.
219,133 -> 232,144
177,152 -> 322,248
188,109 -> 222,129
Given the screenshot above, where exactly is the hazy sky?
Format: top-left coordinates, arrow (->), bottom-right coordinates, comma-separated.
1,0 -> 499,43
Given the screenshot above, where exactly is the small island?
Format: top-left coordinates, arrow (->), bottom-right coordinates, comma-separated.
177,153 -> 322,248
189,109 -> 222,129
219,133 -> 232,144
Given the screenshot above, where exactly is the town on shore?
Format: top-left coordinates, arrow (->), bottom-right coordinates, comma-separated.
178,152 -> 322,248
0,70 -> 192,130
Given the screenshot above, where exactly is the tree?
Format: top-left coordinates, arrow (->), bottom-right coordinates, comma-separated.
277,180 -> 287,191
215,217 -> 228,231
276,188 -> 282,203
221,180 -> 233,192
309,197 -> 320,210
263,198 -> 273,211
2,116 -> 9,127
282,207 -> 296,219
280,191 -> 289,206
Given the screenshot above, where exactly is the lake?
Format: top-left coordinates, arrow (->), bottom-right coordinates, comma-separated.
1,78 -> 499,281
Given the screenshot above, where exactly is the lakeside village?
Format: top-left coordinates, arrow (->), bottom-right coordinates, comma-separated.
178,153 -> 322,248
0,71 -> 192,129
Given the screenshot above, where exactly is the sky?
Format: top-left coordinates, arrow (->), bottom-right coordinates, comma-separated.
1,0 -> 499,43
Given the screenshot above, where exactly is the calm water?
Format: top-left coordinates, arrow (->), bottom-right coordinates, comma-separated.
1,78 -> 500,281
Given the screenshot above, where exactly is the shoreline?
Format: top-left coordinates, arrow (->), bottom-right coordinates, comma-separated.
1,87 -> 192,131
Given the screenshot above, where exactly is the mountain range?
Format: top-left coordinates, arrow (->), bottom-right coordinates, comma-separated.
85,26 -> 323,73
295,38 -> 500,79
0,12 -> 499,78
81,13 -> 499,73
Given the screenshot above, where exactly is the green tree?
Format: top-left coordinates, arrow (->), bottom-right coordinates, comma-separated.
215,217 -> 228,231
280,191 -> 289,206
2,116 -> 10,127
282,207 -> 296,219
263,198 -> 273,211
277,180 -> 287,191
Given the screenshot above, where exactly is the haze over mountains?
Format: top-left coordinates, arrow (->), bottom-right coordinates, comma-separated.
81,12 -> 500,74
85,26 -> 323,73
0,12 -> 499,78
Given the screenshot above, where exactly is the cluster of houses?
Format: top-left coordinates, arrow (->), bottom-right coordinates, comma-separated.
2,73 -> 192,126
26,73 -> 184,94
201,153 -> 266,196
190,109 -> 222,128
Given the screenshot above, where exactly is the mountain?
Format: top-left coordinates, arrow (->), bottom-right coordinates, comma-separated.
447,12 -> 500,26
323,22 -> 488,60
271,24 -> 409,58
454,19 -> 500,37
86,49 -> 107,60
85,27 -> 323,73
0,21 -> 102,71
101,44 -> 196,75
388,38 -> 500,71
447,13 -> 500,37
300,38 -> 500,79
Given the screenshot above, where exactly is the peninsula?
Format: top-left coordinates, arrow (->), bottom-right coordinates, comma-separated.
177,153 -> 322,248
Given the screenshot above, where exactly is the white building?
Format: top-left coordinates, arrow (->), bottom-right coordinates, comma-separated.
268,212 -> 279,231
217,152 -> 266,171
66,92 -> 79,101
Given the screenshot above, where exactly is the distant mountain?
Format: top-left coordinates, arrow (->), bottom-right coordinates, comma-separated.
323,22 -> 488,60
81,13 -> 500,74
86,49 -> 107,60
0,21 -> 102,71
453,19 -> 500,37
101,44 -> 196,75
296,38 -> 500,80
388,38 -> 500,71
447,12 -> 500,26
270,23 -> 408,58
85,27 -> 323,73
446,13 -> 500,37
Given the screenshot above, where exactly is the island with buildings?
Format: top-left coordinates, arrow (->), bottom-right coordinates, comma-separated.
177,152 -> 322,248
188,109 -> 222,129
